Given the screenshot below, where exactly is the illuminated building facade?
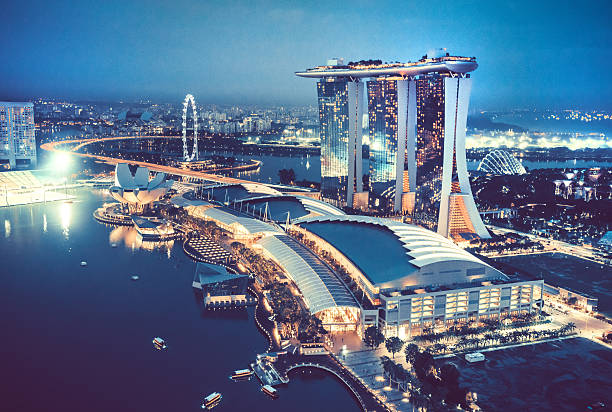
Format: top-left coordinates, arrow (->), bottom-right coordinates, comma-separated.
367,78 -> 415,212
317,78 -> 363,207
414,73 -> 489,239
298,50 -> 489,239
0,102 -> 36,170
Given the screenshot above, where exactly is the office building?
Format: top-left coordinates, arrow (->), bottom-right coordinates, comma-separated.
0,102 -> 36,170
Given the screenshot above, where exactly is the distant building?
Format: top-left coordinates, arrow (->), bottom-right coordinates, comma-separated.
0,102 -> 37,170
477,150 -> 526,175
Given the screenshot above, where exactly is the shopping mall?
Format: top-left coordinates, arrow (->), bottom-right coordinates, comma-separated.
174,182 -> 544,337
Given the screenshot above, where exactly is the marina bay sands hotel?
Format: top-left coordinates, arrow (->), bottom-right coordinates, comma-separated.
296,48 -> 490,240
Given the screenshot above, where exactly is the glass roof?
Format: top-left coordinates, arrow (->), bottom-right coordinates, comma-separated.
257,234 -> 359,314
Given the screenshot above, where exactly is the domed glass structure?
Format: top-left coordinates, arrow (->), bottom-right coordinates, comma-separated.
478,150 -> 526,175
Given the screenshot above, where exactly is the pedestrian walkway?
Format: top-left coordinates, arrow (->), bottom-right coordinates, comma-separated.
338,348 -> 413,411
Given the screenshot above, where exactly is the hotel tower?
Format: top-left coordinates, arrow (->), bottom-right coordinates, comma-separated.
296,49 -> 490,239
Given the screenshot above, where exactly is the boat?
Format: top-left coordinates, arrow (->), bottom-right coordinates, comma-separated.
261,385 -> 278,398
152,337 -> 167,350
230,369 -> 253,380
201,392 -> 222,409
131,275 -> 140,281
80,261 -> 87,267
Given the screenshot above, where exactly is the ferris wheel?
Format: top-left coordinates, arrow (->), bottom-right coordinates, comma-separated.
182,94 -> 199,161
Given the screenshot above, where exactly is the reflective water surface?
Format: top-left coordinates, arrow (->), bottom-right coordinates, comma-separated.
0,189 -> 359,412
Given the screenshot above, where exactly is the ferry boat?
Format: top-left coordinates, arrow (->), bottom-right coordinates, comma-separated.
152,337 -> 167,350
230,369 -> 253,380
261,385 -> 278,398
201,392 -> 222,409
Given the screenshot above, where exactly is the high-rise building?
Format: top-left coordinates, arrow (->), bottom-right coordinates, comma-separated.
317,78 -> 363,207
414,73 -> 489,238
297,50 -> 490,239
367,78 -> 416,212
0,102 -> 36,170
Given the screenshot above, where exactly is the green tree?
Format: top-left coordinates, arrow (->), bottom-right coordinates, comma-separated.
363,325 -> 385,349
405,343 -> 420,367
385,336 -> 404,359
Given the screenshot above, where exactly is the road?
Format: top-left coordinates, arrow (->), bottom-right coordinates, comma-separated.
488,225 -> 609,265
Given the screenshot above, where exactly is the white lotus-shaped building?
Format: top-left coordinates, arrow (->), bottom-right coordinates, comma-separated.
110,164 -> 172,211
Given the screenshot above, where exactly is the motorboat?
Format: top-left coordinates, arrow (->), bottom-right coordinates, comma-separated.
201,392 -> 222,409
152,337 -> 167,350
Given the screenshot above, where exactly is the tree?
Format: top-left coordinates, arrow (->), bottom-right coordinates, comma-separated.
414,350 -> 435,381
440,363 -> 460,388
404,343 -> 420,366
385,336 -> 404,359
278,168 -> 296,185
405,343 -> 420,368
363,325 -> 385,349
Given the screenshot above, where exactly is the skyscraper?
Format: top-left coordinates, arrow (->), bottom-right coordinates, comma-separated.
0,102 -> 36,170
317,78 -> 363,207
414,73 -> 489,239
367,78 -> 414,212
297,50 -> 490,239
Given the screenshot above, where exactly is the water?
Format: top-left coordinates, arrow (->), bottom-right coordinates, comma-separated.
203,151 -> 610,186
0,189 -> 359,412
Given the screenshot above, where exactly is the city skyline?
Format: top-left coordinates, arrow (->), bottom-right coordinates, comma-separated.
2,0 -> 612,110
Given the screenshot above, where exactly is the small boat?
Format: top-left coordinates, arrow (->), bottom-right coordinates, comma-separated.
80,261 -> 87,267
201,392 -> 222,409
152,337 -> 167,350
230,369 -> 253,380
131,275 -> 140,281
111,243 -> 117,248
261,385 -> 278,398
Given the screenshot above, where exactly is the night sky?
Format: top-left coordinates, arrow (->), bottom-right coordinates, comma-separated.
1,0 -> 611,109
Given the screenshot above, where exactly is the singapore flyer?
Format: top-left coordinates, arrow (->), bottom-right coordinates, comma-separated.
182,94 -> 199,161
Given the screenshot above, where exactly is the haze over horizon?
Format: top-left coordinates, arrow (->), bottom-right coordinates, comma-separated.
2,0 -> 611,110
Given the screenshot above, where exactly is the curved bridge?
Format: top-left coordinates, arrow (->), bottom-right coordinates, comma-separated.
40,136 -> 251,185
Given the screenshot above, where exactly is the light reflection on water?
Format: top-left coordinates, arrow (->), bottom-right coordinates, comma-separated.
109,225 -> 174,255
4,219 -> 10,238
43,213 -> 47,233
59,202 -> 71,239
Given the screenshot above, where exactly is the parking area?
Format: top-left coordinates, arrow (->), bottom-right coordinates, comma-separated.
441,338 -> 612,411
